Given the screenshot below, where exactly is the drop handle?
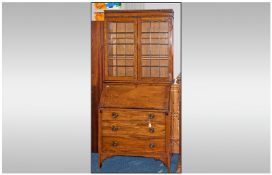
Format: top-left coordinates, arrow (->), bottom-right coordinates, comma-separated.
111,125 -> 119,131
112,141 -> 118,147
112,112 -> 119,118
149,127 -> 155,133
148,113 -> 155,119
149,143 -> 155,149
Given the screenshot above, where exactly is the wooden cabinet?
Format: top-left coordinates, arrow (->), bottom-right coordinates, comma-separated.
104,10 -> 173,83
98,10 -> 174,173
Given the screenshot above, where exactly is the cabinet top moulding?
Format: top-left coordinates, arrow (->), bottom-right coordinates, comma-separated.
104,9 -> 174,18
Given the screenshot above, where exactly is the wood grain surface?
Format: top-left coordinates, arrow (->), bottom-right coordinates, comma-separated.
102,136 -> 165,153
99,84 -> 170,110
97,10 -> 175,173
101,108 -> 166,122
102,120 -> 165,138
91,21 -> 104,153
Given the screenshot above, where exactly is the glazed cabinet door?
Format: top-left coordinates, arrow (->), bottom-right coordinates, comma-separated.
138,17 -> 173,82
104,18 -> 137,81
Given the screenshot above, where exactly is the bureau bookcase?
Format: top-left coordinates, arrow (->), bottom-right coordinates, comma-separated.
98,10 -> 174,172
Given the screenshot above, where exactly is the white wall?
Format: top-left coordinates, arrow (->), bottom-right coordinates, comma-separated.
123,3 -> 144,9
3,3 -> 90,172
183,3 -> 270,173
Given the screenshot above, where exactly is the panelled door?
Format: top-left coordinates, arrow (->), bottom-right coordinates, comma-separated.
138,17 -> 173,82
104,18 -> 138,81
104,16 -> 173,82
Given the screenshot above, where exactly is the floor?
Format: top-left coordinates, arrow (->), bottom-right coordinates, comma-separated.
91,153 -> 179,173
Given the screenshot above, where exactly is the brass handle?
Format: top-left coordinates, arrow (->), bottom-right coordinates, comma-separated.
111,125 -> 119,131
149,127 -> 155,133
112,112 -> 119,118
112,141 -> 118,147
148,113 -> 155,119
149,143 -> 155,149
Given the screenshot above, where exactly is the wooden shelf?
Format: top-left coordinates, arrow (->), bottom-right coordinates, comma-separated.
108,43 -> 134,45
141,58 -> 168,60
141,37 -> 168,39
141,43 -> 168,45
141,66 -> 168,68
109,37 -> 134,39
108,32 -> 134,34
108,65 -> 134,67
141,32 -> 168,34
109,54 -> 134,57
108,58 -> 134,60
141,55 -> 169,57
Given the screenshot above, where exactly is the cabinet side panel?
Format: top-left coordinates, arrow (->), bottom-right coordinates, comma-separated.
91,21 -> 104,153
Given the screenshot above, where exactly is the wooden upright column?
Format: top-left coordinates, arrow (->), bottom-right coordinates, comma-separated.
171,83 -> 180,153
91,21 -> 104,153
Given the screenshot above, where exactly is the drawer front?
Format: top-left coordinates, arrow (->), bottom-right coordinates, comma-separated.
102,137 -> 165,153
101,109 -> 165,123
102,120 -> 165,138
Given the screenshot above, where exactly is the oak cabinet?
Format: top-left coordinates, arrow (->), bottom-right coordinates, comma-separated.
98,10 -> 174,173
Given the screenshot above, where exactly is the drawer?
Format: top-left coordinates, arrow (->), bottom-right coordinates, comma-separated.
101,109 -> 165,123
102,136 -> 165,153
102,120 -> 165,138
